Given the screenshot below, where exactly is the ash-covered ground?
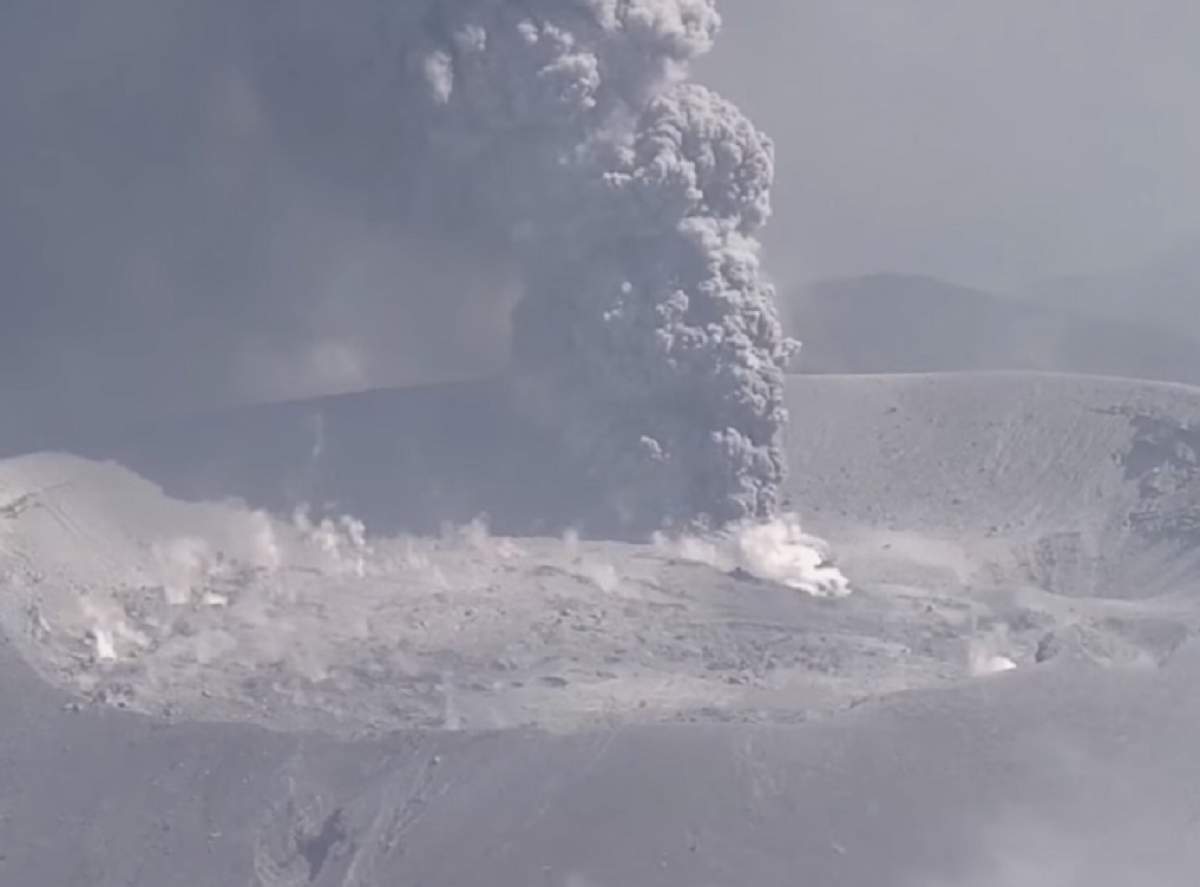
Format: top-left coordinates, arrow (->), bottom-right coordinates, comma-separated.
4,373 -> 1200,885
5,372 -> 1198,744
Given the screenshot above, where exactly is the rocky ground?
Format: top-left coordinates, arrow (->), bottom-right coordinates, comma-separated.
3,371 -> 1200,885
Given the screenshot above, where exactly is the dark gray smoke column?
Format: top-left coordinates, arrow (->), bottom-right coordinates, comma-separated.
255,1 -> 794,532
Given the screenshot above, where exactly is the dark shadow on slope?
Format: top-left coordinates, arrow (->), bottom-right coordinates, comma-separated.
1105,407 -> 1200,547
24,378 -> 606,539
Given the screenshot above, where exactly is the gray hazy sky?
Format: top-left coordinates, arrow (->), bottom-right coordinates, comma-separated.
5,0 -> 1200,438
701,1 -> 1200,292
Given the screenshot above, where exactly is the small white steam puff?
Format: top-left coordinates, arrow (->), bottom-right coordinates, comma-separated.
657,513 -> 852,597
731,515 -> 852,597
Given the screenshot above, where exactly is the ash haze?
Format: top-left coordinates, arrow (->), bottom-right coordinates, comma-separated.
1,0 -> 522,434
8,0 -> 1200,448
3,0 -> 791,531
700,0 -> 1200,292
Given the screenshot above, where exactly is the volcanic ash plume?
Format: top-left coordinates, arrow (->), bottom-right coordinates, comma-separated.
511,81 -> 794,533
267,0 -> 794,534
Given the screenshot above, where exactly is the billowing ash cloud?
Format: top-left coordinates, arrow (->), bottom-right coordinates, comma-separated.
512,78 -> 792,531
278,0 -> 795,532
4,1 -> 792,533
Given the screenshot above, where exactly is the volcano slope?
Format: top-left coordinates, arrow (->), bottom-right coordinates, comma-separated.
3,371 -> 1200,885
789,372 -> 1200,604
